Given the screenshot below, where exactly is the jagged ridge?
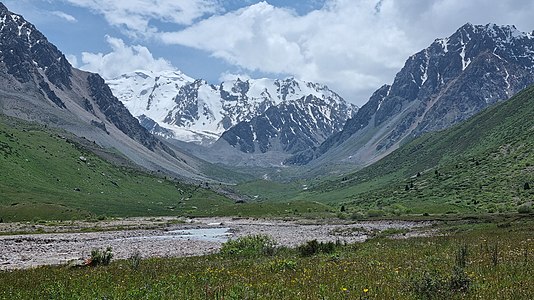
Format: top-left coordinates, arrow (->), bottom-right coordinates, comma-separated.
288,23 -> 534,167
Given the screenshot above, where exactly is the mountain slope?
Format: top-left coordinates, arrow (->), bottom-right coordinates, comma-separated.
297,83 -> 534,215
219,93 -> 354,155
0,114 -> 234,222
288,23 -> 534,171
0,3 -> 212,180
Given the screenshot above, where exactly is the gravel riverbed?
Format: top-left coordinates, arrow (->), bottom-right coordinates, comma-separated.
0,217 -> 433,270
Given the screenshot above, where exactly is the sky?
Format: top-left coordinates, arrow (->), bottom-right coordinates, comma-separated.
4,0 -> 534,106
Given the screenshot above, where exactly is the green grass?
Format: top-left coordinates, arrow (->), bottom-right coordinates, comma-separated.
0,115 -> 334,221
1,218 -> 533,299
233,180 -> 305,202
295,84 -> 534,216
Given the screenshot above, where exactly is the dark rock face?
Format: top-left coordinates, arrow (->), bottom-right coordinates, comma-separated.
289,23 -> 534,165
164,79 -> 203,127
138,114 -> 175,139
87,74 -> 175,157
0,3 -> 175,158
0,3 -> 71,89
220,93 -> 355,155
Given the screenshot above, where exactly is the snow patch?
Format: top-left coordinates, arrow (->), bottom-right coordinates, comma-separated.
436,38 -> 449,53
459,45 -> 471,70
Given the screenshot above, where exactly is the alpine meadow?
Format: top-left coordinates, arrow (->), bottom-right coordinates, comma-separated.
1,1 -> 533,299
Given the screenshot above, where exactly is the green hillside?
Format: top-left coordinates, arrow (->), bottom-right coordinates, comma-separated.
295,85 -> 534,216
0,115 -> 235,221
0,115 -> 334,222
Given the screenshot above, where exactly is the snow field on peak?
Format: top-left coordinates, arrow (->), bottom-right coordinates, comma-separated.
108,71 -> 352,144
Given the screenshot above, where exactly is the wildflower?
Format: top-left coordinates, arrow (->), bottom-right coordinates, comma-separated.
363,288 -> 369,293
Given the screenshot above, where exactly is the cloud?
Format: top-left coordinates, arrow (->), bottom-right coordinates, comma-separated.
77,36 -> 175,79
159,1 -> 413,104
64,0 -> 221,37
156,0 -> 534,105
51,10 -> 77,22
65,54 -> 79,67
61,0 -> 534,105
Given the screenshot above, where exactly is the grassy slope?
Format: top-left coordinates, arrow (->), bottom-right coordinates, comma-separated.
294,84 -> 534,215
1,218 -> 533,299
0,115 -> 333,221
0,115 -> 237,221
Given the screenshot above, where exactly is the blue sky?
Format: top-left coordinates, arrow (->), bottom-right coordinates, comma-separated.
4,0 -> 534,106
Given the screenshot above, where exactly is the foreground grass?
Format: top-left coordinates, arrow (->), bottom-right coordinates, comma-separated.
1,219 -> 533,299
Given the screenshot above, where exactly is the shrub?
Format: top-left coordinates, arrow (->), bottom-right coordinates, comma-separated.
455,244 -> 468,268
269,259 -> 297,272
298,240 -> 319,256
367,209 -> 385,218
518,204 -> 532,214
88,247 -> 113,266
449,266 -> 470,293
410,271 -> 447,299
297,240 -> 337,257
220,235 -> 276,257
129,250 -> 142,270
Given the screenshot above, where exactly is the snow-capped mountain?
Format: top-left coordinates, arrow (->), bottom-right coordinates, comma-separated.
219,93 -> 355,155
287,23 -> 534,168
108,74 -> 357,146
0,3 -> 211,180
107,70 -> 194,122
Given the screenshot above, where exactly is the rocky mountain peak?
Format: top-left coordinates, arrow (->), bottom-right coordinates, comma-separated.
288,23 -> 534,167
0,3 -> 71,89
110,71 -> 356,147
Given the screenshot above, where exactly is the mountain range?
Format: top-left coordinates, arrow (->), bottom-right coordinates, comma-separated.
1,1 -> 534,221
287,23 -> 534,172
0,3 -> 214,181
297,79 -> 534,215
108,72 -> 357,164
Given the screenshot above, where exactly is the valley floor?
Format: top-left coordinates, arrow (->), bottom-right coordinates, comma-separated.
0,217 -> 430,270
1,215 -> 533,299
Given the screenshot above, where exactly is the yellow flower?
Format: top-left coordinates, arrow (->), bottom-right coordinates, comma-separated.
363,288 -> 369,293
342,287 -> 348,292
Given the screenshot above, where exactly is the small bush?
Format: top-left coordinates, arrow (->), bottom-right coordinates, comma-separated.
220,235 -> 276,257
518,204 -> 532,214
297,240 -> 337,257
410,271 -> 447,299
269,259 -> 297,272
129,250 -> 142,270
449,266 -> 470,293
88,247 -> 113,266
367,209 -> 385,218
350,212 -> 365,220
455,244 -> 468,268
298,240 -> 319,256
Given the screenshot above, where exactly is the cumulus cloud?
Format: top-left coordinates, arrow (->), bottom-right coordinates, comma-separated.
63,0 -> 534,104
51,10 -> 77,22
64,0 -> 221,37
156,0 -> 534,104
159,1 -> 413,103
77,36 -> 175,79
